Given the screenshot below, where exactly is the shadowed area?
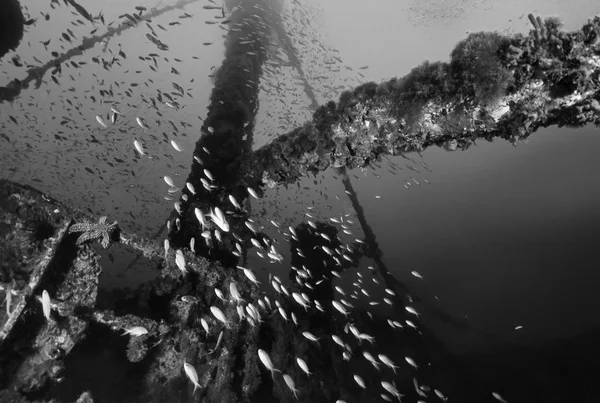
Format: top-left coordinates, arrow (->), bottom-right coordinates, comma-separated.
0,0 -> 25,60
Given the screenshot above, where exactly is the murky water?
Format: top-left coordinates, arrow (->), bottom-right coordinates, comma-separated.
1,0 -> 600,401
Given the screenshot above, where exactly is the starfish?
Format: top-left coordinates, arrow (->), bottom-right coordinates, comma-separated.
68,216 -> 118,249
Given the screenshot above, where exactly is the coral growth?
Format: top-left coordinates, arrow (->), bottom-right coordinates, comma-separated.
449,31 -> 514,105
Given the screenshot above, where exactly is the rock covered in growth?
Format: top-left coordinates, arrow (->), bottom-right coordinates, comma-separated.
241,14 -> 600,188
0,0 -> 25,60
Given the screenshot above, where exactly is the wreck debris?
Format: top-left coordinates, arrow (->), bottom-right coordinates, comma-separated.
0,180 -> 71,345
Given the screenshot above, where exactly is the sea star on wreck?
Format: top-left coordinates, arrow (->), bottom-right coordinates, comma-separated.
68,216 -> 118,249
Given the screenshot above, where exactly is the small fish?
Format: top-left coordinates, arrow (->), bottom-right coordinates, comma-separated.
200,178 -> 212,192
208,208 -> 229,232
434,389 -> 447,401
164,176 -> 175,187
229,282 -> 243,303
411,271 -> 424,279
186,182 -> 196,195
251,238 -> 263,249
405,356 -> 418,369
175,249 -> 186,273
164,238 -> 170,258
332,335 -> 344,347
110,106 -> 122,115
210,330 -> 224,353
283,374 -> 299,399
292,293 -> 310,311
354,374 -> 366,389
296,358 -> 312,376
215,288 -> 225,301
492,392 -> 508,403
258,349 -> 280,380
203,169 -> 214,181
302,331 -> 319,344
272,280 -> 282,294
210,306 -> 229,325
245,221 -> 258,233
238,266 -> 260,286
229,194 -> 242,210
122,326 -> 148,336
332,300 -> 349,317
381,382 -> 403,402
405,306 -> 420,317
378,354 -> 399,373
136,117 -> 147,129
247,187 -> 259,199
40,290 -> 51,321
406,320 -> 418,330
133,139 -> 145,156
183,362 -> 201,394
96,115 -> 107,128
201,318 -> 210,335
195,208 -> 209,230
363,351 -> 380,370
171,140 -> 183,151
413,377 -> 427,398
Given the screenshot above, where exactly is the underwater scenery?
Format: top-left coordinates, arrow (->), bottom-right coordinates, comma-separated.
1,0 -> 600,402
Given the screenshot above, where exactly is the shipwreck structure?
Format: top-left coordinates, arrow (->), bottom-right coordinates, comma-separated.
1,3 -> 600,402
